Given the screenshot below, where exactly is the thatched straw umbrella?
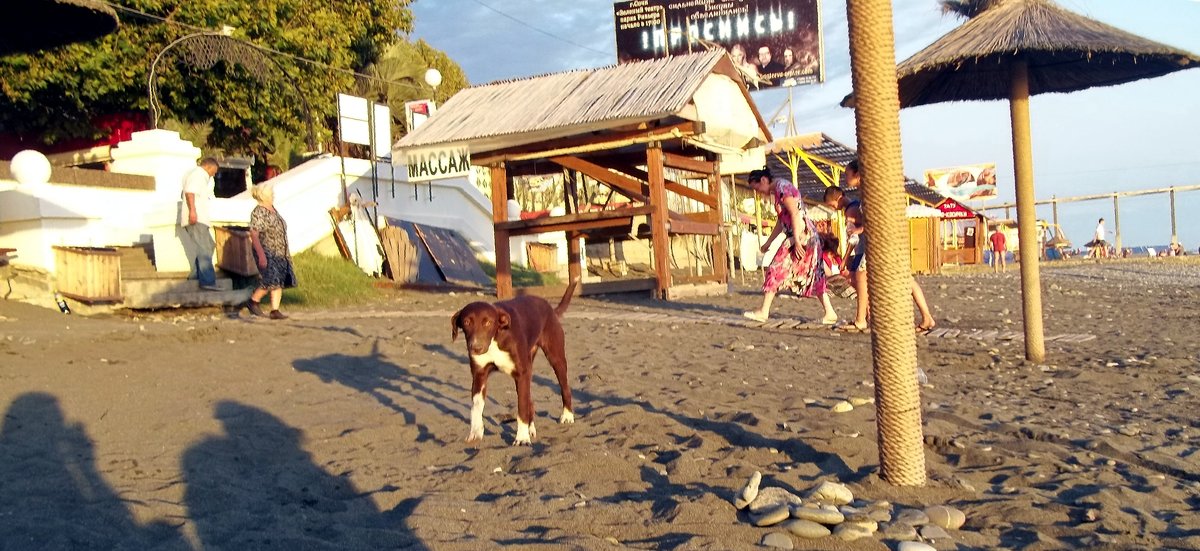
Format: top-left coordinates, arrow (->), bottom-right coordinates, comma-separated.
845,0 -> 1200,362
4,0 -> 119,55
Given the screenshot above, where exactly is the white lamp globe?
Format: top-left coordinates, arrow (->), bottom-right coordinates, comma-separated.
11,150 -> 52,186
424,68 -> 443,89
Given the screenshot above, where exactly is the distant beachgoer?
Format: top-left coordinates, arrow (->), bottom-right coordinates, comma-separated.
989,226 -> 1007,273
1087,218 -> 1109,259
742,168 -> 837,325
245,182 -> 298,320
825,160 -> 936,334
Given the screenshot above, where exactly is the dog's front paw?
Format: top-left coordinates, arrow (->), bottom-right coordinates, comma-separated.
465,425 -> 484,443
513,420 -> 534,445
559,410 -> 575,424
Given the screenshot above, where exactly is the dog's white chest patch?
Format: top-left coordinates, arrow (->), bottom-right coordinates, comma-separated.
471,341 -> 516,375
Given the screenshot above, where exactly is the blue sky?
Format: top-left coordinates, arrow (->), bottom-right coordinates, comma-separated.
411,0 -> 1200,249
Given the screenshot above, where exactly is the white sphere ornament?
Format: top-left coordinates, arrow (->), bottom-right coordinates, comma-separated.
424,68 -> 443,88
11,150 -> 52,186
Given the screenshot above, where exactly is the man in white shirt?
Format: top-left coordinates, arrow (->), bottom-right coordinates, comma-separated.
181,158 -> 221,290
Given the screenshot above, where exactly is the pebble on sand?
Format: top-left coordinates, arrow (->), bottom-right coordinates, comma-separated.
747,487 -> 803,515
923,505 -> 966,530
807,481 -> 854,505
897,542 -> 937,551
848,396 -> 874,406
783,519 -> 832,539
761,532 -> 794,549
831,401 -> 854,413
832,522 -> 873,541
752,504 -> 792,527
919,524 -> 952,541
791,505 -> 844,525
894,508 -> 930,526
735,471 -> 762,509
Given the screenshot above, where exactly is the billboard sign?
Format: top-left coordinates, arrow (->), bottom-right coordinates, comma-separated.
613,0 -> 823,90
934,198 -> 977,220
923,163 -> 997,202
404,144 -> 471,182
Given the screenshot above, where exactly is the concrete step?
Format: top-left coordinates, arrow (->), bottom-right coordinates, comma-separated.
120,278 -> 250,309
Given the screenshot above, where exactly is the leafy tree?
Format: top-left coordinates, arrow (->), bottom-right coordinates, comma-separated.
358,39 -> 469,138
0,0 -> 413,159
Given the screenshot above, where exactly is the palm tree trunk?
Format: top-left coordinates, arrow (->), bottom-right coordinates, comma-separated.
845,0 -> 926,486
1009,58 -> 1046,362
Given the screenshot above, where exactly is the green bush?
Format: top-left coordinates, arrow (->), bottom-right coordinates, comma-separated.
281,251 -> 383,309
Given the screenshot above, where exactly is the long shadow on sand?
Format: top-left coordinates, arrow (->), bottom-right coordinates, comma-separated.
182,401 -> 429,550
293,340 -> 469,444
0,392 -> 188,549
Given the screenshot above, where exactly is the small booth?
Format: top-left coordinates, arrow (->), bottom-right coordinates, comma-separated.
933,198 -> 985,266
396,50 -> 772,300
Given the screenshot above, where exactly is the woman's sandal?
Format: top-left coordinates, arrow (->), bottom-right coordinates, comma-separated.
915,325 -> 936,335
834,322 -> 869,333
742,311 -> 769,323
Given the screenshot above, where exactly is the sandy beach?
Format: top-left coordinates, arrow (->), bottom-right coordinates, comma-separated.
2,258 -> 1198,550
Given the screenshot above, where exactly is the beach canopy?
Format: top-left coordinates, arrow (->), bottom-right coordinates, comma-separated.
4,0 -> 119,55
841,0 -> 1200,363
842,0 -> 1200,108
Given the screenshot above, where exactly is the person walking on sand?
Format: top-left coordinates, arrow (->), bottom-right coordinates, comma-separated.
824,160 -> 936,334
989,226 -> 1008,273
742,168 -> 838,325
180,157 -> 221,291
1087,218 -> 1110,259
245,182 -> 297,320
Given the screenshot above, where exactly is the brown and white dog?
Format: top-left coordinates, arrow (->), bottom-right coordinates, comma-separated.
451,279 -> 578,445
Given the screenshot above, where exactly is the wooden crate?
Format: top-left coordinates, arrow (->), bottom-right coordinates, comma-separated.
214,226 -> 259,276
53,246 -> 123,302
526,242 -> 559,273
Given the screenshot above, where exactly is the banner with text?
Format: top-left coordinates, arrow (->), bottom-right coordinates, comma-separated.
923,163 -> 997,203
613,0 -> 823,90
404,144 -> 471,182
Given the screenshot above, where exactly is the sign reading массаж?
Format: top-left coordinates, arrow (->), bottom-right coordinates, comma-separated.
404,144 -> 471,182
612,0 -> 823,90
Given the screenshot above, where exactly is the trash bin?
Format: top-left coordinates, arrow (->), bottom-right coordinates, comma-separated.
214,226 -> 259,276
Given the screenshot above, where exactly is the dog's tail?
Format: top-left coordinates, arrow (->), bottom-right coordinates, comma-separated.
554,277 -> 580,317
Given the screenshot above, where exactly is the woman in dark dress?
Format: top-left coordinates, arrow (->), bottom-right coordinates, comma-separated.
246,183 -> 297,319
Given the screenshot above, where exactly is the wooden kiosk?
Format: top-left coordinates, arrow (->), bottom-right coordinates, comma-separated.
396,50 -> 771,299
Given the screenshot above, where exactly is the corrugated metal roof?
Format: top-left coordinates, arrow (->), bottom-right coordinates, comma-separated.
396,50 -> 728,151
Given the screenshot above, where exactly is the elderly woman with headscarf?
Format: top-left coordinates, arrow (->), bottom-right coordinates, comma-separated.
245,182 -> 297,320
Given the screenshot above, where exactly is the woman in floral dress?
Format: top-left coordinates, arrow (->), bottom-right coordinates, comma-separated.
742,169 -> 836,324
246,183 -> 297,320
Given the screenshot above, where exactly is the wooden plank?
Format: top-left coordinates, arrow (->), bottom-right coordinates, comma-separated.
471,121 -> 705,165
710,169 -> 728,282
551,155 -> 651,204
507,217 -> 634,237
608,162 -> 717,208
647,144 -> 670,299
496,206 -> 654,232
662,152 -> 717,175
668,219 -> 719,236
413,224 -> 492,288
490,164 -> 513,299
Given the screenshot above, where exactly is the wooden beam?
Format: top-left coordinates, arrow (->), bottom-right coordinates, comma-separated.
647,144 -> 670,299
662,152 -> 717,175
608,162 -> 717,209
490,164 -> 513,299
550,155 -> 651,204
495,206 -> 654,235
472,121 -> 705,165
667,219 -> 719,235
710,168 -> 728,283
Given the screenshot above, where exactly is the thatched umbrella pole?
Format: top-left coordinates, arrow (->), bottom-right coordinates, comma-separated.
846,0 -> 926,486
1009,58 -> 1046,362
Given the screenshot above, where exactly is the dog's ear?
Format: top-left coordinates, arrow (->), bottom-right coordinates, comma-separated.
497,310 -> 511,330
451,308 -> 463,341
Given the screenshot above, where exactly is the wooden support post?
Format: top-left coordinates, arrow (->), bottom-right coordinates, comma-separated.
490,164 -> 513,299
1051,196 -> 1059,227
1112,194 -> 1121,254
647,144 -> 670,299
566,231 -> 582,286
1170,188 -> 1178,245
709,167 -> 727,283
